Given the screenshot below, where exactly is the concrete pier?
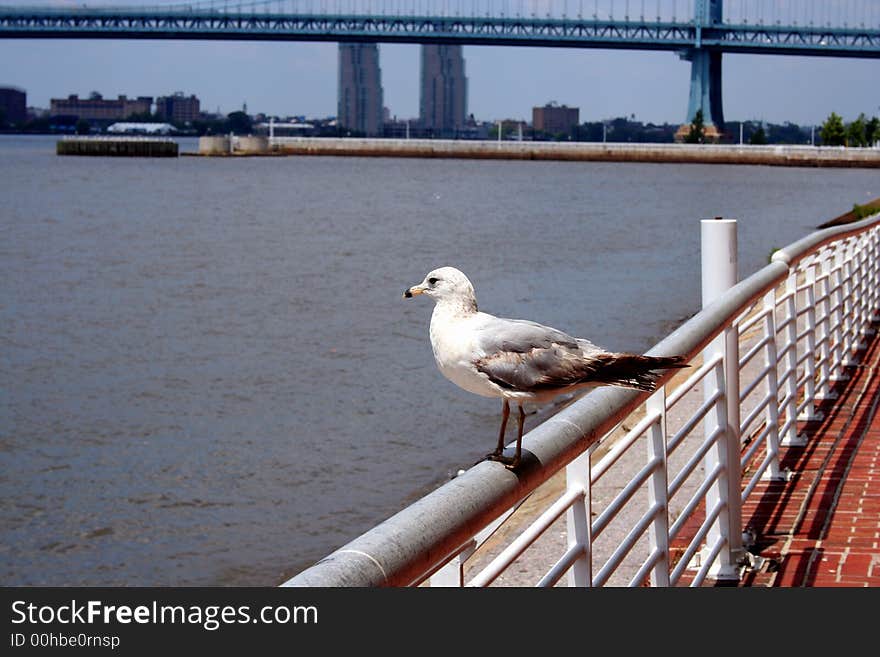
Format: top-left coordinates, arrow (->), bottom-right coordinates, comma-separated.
251,138 -> 880,168
57,137 -> 178,157
198,135 -> 231,155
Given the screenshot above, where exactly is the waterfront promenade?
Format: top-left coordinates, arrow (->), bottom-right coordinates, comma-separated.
198,137 -> 880,168
731,324 -> 880,587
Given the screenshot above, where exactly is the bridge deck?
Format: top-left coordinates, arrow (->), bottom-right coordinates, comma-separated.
674,321 -> 880,587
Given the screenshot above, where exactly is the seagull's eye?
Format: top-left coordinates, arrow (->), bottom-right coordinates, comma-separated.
428,277 -> 439,285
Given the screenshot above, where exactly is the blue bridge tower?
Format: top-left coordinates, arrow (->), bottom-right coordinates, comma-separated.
682,0 -> 725,136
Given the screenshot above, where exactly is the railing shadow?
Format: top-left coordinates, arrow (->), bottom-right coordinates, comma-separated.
741,324 -> 880,586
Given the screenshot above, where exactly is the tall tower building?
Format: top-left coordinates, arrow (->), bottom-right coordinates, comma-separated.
337,43 -> 384,137
420,45 -> 467,138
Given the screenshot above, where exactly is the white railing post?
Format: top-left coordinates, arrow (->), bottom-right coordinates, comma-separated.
841,238 -> 859,366
799,257 -> 822,421
856,233 -> 875,340
816,246 -> 837,401
781,268 -> 807,446
868,228 -> 880,323
566,447 -> 593,587
852,237 -> 868,350
700,218 -> 743,579
646,388 -> 670,586
761,287 -> 784,480
829,241 -> 849,382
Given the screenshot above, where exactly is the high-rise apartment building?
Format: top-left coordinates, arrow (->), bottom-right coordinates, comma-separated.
0,86 -> 26,126
420,45 -> 467,138
155,92 -> 201,123
337,44 -> 384,137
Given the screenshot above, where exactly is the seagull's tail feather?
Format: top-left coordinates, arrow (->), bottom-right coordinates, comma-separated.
591,353 -> 689,392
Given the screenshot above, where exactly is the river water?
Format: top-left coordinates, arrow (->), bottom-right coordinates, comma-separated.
1,135 -> 876,585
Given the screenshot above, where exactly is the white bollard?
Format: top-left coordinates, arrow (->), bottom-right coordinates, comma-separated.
700,218 -> 744,580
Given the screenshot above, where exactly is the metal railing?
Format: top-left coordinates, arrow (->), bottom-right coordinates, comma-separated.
284,211 -> 880,587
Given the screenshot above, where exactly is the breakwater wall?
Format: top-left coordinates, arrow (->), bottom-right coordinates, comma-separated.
57,137 -> 178,157
217,137 -> 880,168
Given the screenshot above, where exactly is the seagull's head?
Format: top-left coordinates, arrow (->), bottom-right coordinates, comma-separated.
404,267 -> 477,310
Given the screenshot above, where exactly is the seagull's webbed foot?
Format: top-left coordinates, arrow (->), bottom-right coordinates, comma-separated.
479,400 -> 523,470
485,452 -> 520,469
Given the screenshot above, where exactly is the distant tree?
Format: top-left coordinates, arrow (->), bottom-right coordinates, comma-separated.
75,118 -> 91,135
749,126 -> 768,145
685,109 -> 705,144
226,111 -> 253,135
820,112 -> 846,146
0,107 -> 7,129
846,113 -> 867,147
867,116 -> 880,146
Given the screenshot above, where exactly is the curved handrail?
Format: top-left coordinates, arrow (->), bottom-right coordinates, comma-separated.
284,212 -> 880,587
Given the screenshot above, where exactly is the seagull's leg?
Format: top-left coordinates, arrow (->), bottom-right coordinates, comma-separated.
491,399 -> 510,458
507,403 -> 526,470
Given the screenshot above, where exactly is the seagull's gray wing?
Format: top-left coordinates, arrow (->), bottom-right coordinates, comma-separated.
473,316 -> 606,392
472,315 -> 684,393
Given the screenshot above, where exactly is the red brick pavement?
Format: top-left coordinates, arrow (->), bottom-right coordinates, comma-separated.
673,326 -> 880,587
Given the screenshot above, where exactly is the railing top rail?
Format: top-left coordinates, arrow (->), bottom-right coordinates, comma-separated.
283,212 -> 880,587
771,214 -> 880,269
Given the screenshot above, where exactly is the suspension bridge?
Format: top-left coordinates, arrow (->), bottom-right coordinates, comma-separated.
2,0 -> 879,130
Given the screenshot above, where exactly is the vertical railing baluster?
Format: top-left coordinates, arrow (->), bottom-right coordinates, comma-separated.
762,288 -> 784,479
646,388 -> 669,586
781,268 -> 806,446
856,233 -> 874,341
566,447 -> 593,587
799,256 -> 821,421
871,227 -> 880,323
830,241 -> 849,382
841,238 -> 859,366
816,246 -> 837,400
870,227 -> 880,323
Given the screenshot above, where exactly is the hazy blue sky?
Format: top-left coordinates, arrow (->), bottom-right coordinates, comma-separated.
1,0 -> 878,125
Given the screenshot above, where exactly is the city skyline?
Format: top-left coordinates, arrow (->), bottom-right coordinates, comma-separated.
0,0 -> 878,126
2,39 -> 878,127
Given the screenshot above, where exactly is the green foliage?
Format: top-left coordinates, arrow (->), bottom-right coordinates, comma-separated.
226,111 -> 253,135
820,112 -> 846,146
853,203 -> 878,220
684,109 -> 705,144
749,126 -> 768,145
75,118 -> 91,135
846,113 -> 868,147
867,116 -> 880,145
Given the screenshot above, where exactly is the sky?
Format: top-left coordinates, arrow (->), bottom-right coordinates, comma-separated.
0,0 -> 878,126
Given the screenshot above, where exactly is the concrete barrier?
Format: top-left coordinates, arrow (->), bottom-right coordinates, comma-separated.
236,136 -> 269,154
261,138 -> 880,168
199,136 -> 231,155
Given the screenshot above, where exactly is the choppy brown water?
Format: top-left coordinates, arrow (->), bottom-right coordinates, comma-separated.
1,135 -> 876,585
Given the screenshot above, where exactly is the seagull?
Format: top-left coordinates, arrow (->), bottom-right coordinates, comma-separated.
404,267 -> 687,469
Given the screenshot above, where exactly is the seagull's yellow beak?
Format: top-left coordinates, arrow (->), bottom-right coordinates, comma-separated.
403,284 -> 426,299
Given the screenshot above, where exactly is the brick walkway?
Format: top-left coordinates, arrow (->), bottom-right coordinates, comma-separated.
731,326 -> 880,587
